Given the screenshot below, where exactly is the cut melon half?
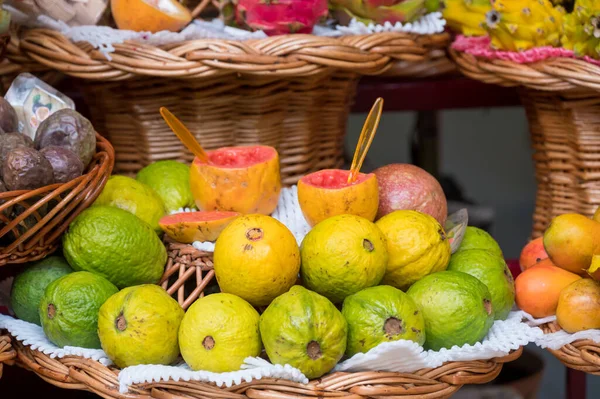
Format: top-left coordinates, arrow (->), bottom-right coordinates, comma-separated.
111,0 -> 192,33
159,211 -> 241,243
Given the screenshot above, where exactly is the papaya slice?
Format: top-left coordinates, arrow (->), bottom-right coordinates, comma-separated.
298,169 -> 379,227
159,211 -> 241,243
190,145 -> 281,215
111,0 -> 192,33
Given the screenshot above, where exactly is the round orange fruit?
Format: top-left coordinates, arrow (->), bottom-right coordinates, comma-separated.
298,169 -> 378,227
111,0 -> 192,33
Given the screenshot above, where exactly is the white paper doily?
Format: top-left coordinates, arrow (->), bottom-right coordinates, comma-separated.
4,5 -> 446,59
520,311 -> 600,351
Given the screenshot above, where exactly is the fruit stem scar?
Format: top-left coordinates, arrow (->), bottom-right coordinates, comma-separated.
246,228 -> 263,241
47,304 -> 56,319
438,229 -> 447,241
483,299 -> 493,316
307,340 -> 322,360
203,336 -> 215,350
363,239 -> 374,252
116,312 -> 127,331
384,317 -> 403,337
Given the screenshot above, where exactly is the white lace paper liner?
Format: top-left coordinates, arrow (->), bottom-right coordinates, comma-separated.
0,313 -> 308,393
520,311 -> 600,351
185,185 -> 311,252
4,5 -> 445,59
335,310 -> 543,373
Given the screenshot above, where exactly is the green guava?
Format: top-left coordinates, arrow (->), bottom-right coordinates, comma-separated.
136,160 -> 195,213
98,285 -> 184,368
39,271 -> 118,349
93,175 -> 165,233
300,214 -> 388,304
62,206 -> 167,288
447,249 -> 515,320
455,226 -> 503,257
407,271 -> 494,351
260,286 -> 347,379
179,293 -> 262,372
10,256 -> 72,325
342,285 -> 425,357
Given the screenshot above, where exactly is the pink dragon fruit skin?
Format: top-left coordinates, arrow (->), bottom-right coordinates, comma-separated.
235,0 -> 329,36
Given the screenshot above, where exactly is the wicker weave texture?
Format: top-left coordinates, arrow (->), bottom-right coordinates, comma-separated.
541,323 -> 600,375
0,134 -> 113,266
82,72 -> 356,183
0,333 -> 16,379
12,338 -> 522,398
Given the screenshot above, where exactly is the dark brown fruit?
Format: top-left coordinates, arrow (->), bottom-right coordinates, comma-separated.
0,133 -> 34,177
0,97 -> 19,134
34,109 -> 96,167
40,146 -> 85,184
2,147 -> 54,191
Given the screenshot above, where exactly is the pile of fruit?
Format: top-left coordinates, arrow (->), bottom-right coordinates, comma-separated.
444,0 -> 600,59
8,144 -> 515,380
517,211 -> 600,332
0,99 -> 96,192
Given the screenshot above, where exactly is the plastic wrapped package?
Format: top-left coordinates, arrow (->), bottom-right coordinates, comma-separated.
5,0 -> 107,26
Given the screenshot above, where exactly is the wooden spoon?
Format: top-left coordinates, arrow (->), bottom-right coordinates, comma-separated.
160,107 -> 209,163
347,98 -> 384,184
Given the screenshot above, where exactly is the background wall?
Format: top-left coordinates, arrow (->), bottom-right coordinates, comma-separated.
346,107 -> 596,398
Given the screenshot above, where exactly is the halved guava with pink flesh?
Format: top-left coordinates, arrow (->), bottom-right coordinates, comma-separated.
159,211 -> 241,243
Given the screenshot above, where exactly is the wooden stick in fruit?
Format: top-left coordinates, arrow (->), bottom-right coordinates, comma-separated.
160,107 -> 209,163
348,97 -> 383,184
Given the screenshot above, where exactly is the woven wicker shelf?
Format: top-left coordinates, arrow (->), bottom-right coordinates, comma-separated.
451,48 -> 600,237
0,333 -> 15,379
541,322 -> 600,375
10,338 -> 522,398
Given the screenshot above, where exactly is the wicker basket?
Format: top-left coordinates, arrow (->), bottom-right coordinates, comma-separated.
6,27 -> 451,184
0,133 -> 114,266
541,322 -> 600,375
451,48 -> 600,237
0,333 -> 15,379
10,336 -> 522,398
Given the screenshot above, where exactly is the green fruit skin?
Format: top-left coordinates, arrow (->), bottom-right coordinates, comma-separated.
260,286 -> 347,379
11,256 -> 72,325
456,227 -> 503,257
63,206 -> 167,288
39,271 -> 118,349
136,161 -> 195,214
98,285 -> 184,368
179,293 -> 262,372
447,249 -> 515,320
342,285 -> 425,357
93,175 -> 165,233
407,271 -> 494,351
300,215 -> 389,304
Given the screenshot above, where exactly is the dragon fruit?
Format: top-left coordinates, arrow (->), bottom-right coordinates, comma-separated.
234,0 -> 329,36
330,0 -> 441,25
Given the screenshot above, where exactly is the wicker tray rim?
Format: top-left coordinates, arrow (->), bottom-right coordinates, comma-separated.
540,322 -> 600,375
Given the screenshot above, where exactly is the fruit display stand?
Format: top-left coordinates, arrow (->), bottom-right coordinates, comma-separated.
0,333 -> 15,379
3,23 -> 451,184
451,37 -> 600,238
0,133 -> 113,265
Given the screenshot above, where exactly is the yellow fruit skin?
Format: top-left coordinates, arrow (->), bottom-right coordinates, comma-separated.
98,285 -> 184,368
111,0 -> 192,33
556,279 -> 600,333
179,293 -> 262,372
190,147 -> 281,215
298,171 -> 379,227
543,213 -> 600,275
159,212 -> 241,243
376,210 -> 451,291
214,214 -> 300,307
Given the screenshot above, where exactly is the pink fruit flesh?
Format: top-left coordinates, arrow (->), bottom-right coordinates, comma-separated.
197,146 -> 276,168
374,163 -> 447,225
302,169 -> 371,189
